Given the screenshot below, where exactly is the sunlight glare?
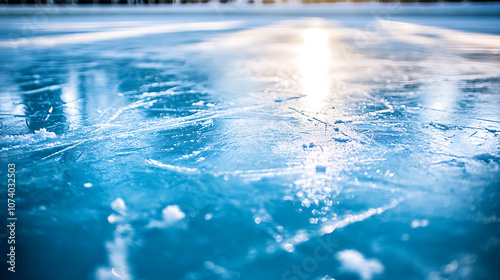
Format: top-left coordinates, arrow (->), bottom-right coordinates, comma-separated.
299,28 -> 331,111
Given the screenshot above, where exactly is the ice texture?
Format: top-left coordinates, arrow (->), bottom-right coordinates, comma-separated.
0,13 -> 499,280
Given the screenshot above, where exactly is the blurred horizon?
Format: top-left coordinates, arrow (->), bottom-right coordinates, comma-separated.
1,0 -> 500,6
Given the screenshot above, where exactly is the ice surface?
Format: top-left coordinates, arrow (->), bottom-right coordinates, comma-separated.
0,12 -> 499,280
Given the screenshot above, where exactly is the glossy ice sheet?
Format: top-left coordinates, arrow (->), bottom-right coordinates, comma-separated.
0,14 -> 499,280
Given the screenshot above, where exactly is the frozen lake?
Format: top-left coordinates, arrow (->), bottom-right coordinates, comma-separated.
0,11 -> 499,280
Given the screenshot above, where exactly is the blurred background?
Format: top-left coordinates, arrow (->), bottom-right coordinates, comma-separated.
0,0 -> 500,6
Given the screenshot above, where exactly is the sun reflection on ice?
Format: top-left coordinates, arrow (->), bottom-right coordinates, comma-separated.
299,28 -> 331,112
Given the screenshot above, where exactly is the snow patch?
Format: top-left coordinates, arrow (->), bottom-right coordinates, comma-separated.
162,205 -> 186,224
0,128 -> 56,144
336,250 -> 384,280
147,205 -> 186,228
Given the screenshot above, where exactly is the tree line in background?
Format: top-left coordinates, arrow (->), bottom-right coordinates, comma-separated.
0,0 -> 498,4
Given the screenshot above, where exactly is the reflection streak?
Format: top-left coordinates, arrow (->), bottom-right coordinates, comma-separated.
299,28 -> 331,112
